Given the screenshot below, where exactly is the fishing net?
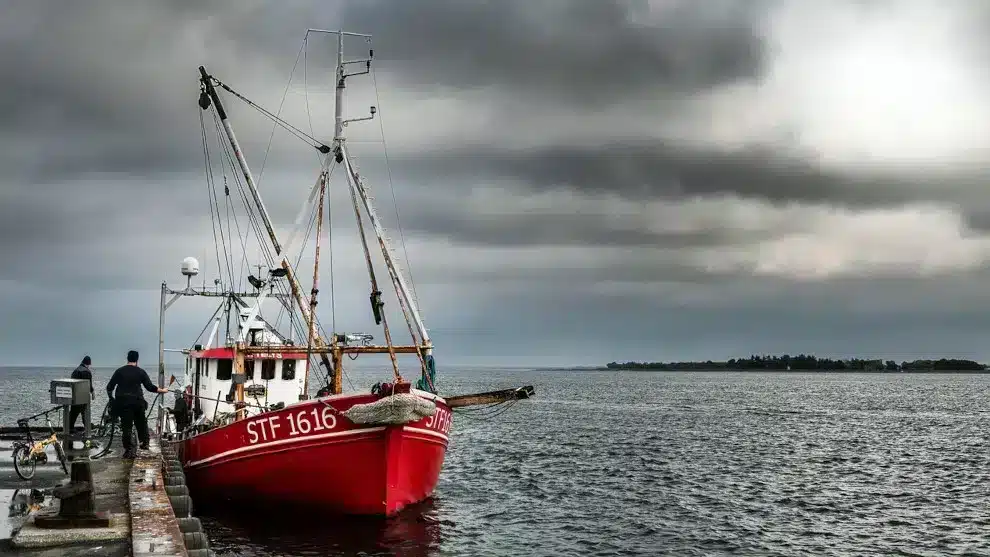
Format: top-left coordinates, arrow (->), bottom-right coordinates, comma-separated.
342,393 -> 436,425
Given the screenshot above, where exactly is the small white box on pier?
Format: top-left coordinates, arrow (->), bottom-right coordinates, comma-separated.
50,378 -> 91,405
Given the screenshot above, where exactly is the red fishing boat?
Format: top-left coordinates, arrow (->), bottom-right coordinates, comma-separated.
155,28 -> 531,516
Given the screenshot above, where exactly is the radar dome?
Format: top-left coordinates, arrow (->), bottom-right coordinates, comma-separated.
181,257 -> 200,277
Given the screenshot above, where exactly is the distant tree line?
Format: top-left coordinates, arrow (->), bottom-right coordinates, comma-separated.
605,354 -> 987,372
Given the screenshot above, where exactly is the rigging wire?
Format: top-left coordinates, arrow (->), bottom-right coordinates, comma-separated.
275,193 -> 322,333
369,51 -> 421,308
258,36 -> 308,188
278,187 -> 321,337
192,301 -> 226,347
213,110 -> 275,269
303,33 -> 319,149
206,113 -> 248,293
224,176 -> 245,294
200,109 -> 227,289
214,79 -> 327,152
202,95 -> 335,386
207,115 -> 236,288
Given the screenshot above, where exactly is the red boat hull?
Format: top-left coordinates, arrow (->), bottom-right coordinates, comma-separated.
169,392 -> 452,516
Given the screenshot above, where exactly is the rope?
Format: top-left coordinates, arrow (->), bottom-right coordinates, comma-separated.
452,400 -> 520,421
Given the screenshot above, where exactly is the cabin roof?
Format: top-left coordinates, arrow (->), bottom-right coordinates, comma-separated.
193,347 -> 302,360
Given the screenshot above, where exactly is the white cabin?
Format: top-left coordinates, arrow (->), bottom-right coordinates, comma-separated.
182,350 -> 309,423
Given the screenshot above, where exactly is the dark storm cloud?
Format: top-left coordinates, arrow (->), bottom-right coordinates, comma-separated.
0,0 -> 773,175
392,201 -> 782,250
0,0 -> 833,215
389,140 -> 983,208
6,0 -> 990,368
340,0 -> 771,104
0,1 -> 332,185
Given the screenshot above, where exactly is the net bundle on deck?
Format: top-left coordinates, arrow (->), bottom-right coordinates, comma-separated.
342,393 -> 435,425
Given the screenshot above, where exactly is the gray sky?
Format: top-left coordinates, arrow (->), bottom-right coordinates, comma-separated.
4,0 -> 990,368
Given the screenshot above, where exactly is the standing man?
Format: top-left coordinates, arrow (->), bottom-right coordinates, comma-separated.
106,350 -> 167,458
69,356 -> 94,431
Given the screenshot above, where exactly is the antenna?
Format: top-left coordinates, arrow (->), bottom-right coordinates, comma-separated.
304,29 -> 376,142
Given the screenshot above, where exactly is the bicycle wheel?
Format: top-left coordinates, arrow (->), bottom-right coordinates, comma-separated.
53,441 -> 69,475
12,444 -> 36,480
95,401 -> 115,437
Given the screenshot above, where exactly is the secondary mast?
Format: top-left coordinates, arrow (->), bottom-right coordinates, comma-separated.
311,27 -> 434,356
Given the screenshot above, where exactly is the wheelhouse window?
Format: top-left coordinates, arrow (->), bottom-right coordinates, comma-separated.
282,359 -> 296,380
245,361 -> 255,381
261,359 -> 276,380
217,359 -> 233,381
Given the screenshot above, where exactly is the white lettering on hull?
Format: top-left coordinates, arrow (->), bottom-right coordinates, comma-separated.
424,406 -> 452,436
247,406 -> 338,445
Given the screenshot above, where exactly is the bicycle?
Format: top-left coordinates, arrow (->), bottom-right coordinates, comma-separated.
10,408 -> 69,481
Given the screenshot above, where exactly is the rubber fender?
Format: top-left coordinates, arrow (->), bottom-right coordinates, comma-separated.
183,531 -> 210,550
165,485 -> 189,497
178,517 -> 203,534
168,494 -> 193,518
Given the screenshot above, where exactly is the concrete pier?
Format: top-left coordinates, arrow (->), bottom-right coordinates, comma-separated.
129,437 -> 187,557
2,435 -> 191,556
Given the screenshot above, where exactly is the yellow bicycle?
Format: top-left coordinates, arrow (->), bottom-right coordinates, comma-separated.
11,409 -> 68,481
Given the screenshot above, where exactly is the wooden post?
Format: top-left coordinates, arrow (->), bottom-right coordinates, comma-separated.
234,342 -> 246,421
332,345 -> 343,395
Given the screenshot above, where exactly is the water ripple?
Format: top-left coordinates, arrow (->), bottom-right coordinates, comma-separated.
2,368 -> 989,555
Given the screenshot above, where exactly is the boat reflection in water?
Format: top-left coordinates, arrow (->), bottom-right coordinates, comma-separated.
196,496 -> 447,557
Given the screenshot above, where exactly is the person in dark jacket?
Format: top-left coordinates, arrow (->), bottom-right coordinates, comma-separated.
106,350 -> 167,458
69,356 -> 95,431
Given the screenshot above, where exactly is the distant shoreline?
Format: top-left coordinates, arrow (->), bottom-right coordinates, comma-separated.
604,356 -> 988,373
597,367 -> 990,374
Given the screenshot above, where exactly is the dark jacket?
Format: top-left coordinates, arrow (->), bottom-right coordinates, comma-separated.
70,364 -> 94,405
106,364 -> 158,405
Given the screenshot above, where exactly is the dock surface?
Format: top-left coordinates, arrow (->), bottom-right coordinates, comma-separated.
1,435 -> 189,556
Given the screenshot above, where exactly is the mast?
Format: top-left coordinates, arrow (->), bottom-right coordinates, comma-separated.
305,170 -> 327,398
315,28 -> 434,355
